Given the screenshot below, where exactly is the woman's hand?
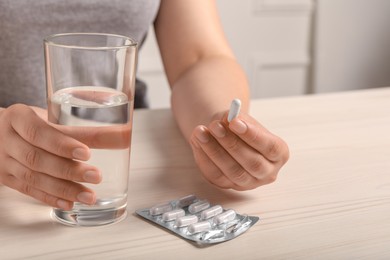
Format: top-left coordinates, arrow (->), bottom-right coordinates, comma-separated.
0,104 -> 101,210
190,112 -> 289,190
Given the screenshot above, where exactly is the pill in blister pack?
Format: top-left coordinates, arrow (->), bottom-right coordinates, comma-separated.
162,209 -> 185,222
188,200 -> 210,214
149,203 -> 173,216
175,215 -> 198,227
135,195 -> 259,245
214,209 -> 236,225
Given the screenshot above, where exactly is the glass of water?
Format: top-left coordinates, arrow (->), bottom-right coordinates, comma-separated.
44,33 -> 137,226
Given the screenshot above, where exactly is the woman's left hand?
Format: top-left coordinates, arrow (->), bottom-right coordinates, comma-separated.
190,112 -> 289,191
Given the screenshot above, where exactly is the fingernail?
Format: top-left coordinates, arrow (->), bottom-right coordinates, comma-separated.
73,148 -> 90,161
230,119 -> 248,134
195,126 -> 210,144
210,122 -> 226,138
84,170 -> 101,183
77,191 -> 95,205
57,199 -> 71,210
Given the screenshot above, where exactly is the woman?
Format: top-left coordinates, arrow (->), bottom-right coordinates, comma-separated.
0,0 -> 289,210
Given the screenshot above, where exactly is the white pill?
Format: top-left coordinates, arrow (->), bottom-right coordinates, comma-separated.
177,194 -> 197,208
188,221 -> 212,234
227,98 -> 241,122
149,203 -> 173,216
200,205 -> 223,220
162,209 -> 185,222
213,209 -> 237,225
188,200 -> 210,214
174,215 -> 198,227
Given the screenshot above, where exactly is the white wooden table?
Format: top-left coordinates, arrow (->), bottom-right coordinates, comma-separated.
1,87 -> 390,259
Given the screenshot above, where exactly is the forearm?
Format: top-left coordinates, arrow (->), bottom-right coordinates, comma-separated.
171,56 -> 250,141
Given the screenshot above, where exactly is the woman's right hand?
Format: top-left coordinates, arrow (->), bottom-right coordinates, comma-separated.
0,104 -> 101,210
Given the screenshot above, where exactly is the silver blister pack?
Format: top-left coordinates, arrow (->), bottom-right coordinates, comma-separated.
135,195 -> 259,245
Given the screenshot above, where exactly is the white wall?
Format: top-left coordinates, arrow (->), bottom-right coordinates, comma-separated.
137,29 -> 170,109
313,0 -> 390,93
138,0 -> 315,108
138,0 -> 390,109
217,0 -> 314,99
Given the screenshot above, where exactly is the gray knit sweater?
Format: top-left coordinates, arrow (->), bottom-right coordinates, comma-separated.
0,0 -> 160,108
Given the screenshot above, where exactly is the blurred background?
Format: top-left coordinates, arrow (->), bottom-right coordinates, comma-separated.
138,0 -> 390,108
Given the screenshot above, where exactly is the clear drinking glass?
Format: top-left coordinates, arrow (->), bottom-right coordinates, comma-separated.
44,33 -> 138,226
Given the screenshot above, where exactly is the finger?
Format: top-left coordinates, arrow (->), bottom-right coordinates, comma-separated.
4,130 -> 101,184
208,120 -> 277,184
31,105 -> 130,149
30,106 -> 48,120
227,113 -> 289,163
190,138 -> 238,190
192,125 -> 260,189
1,174 -> 73,210
5,157 -> 96,205
8,104 -> 90,161
52,124 -> 131,149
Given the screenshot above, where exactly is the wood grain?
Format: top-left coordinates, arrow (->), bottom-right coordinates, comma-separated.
1,87 -> 390,259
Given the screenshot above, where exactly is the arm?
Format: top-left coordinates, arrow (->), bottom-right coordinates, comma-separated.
155,0 -> 249,139
155,0 -> 289,190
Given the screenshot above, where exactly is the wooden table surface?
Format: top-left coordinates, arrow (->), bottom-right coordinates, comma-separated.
1,87 -> 390,259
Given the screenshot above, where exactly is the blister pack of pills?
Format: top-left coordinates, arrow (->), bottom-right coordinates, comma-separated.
135,195 -> 259,245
